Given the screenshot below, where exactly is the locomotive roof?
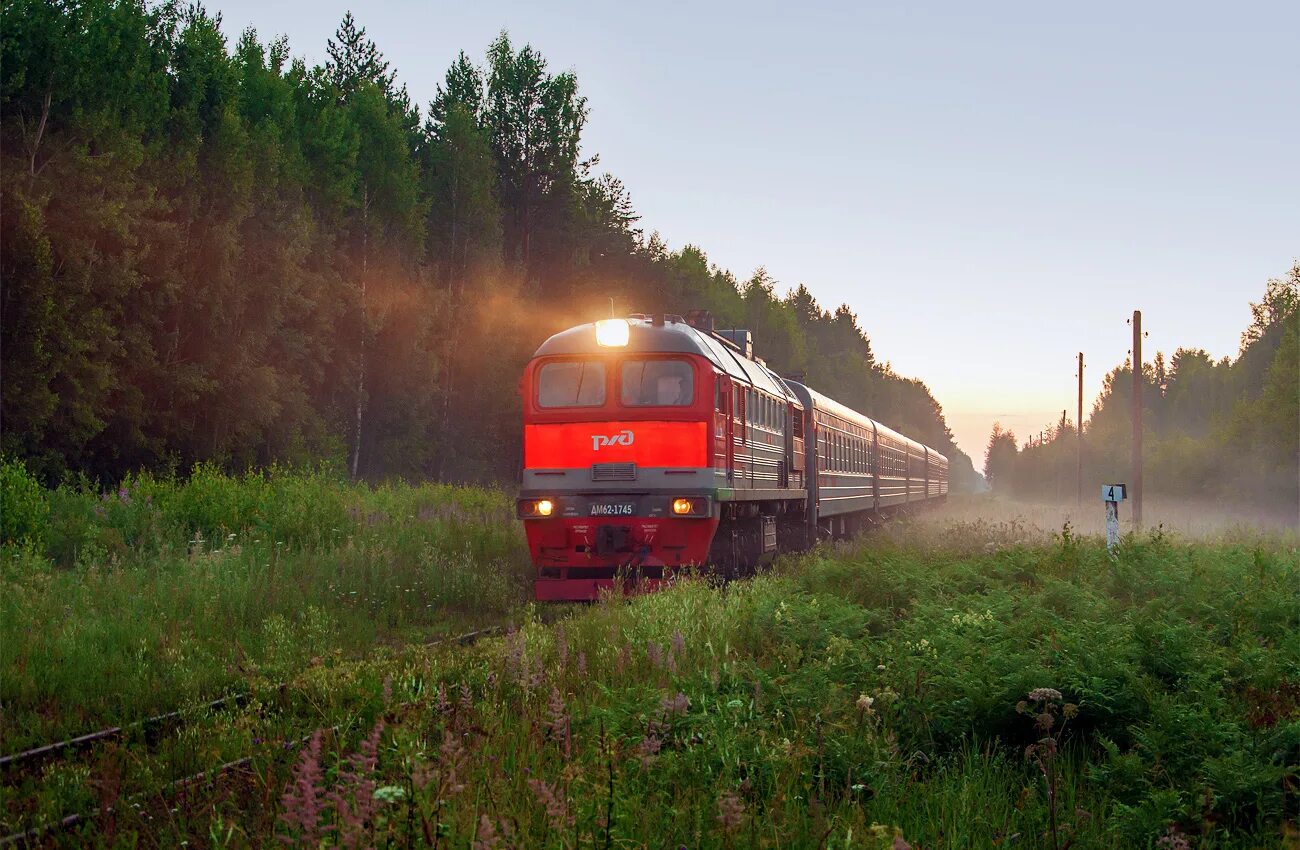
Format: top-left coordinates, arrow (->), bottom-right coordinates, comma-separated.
534,318 -> 797,401
787,380 -> 946,462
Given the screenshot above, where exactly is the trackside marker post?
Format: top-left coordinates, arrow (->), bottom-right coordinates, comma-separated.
1103,484 -> 1126,554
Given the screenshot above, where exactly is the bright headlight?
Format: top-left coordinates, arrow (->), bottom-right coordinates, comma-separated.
595,319 -> 630,347
671,498 -> 694,515
535,499 -> 554,517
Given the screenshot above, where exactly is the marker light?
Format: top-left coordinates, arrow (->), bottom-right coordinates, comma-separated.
671,498 -> 694,515
535,499 -> 555,517
595,318 -> 630,347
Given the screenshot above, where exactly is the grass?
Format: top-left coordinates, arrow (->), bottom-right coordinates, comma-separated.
0,460 -> 531,750
2,462 -> 1297,847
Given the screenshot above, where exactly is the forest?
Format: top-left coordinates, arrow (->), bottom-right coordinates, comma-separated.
1,0 -> 977,489
983,264 -> 1298,508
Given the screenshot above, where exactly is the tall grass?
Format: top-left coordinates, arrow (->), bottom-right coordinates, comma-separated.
4,462 -> 1295,847
0,459 -> 530,749
249,519 -> 1292,848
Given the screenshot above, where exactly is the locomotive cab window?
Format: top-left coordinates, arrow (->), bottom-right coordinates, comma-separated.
621,359 -> 694,406
538,361 -> 606,408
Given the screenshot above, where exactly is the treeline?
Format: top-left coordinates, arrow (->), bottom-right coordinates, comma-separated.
984,266 -> 1298,506
1,0 -> 976,488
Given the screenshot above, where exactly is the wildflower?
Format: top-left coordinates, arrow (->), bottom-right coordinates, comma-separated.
527,658 -> 546,692
856,693 -> 875,715
647,641 -> 663,668
437,730 -> 466,795
435,682 -> 450,715
459,680 -> 473,711
546,686 -> 570,749
671,630 -> 686,657
278,730 -> 326,846
661,692 -> 689,717
1027,687 -> 1063,703
1156,826 -> 1190,850
528,778 -> 574,830
473,815 -> 502,850
716,790 -> 745,832
327,720 -> 384,850
638,730 -> 663,763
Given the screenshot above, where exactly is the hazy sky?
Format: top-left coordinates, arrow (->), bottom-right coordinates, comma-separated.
214,0 -> 1298,462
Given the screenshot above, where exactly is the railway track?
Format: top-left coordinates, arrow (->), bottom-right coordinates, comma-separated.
0,626 -> 505,847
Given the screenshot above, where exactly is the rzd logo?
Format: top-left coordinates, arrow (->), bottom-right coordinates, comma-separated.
592,430 -> 634,451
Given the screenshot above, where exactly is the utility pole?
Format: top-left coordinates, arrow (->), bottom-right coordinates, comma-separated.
1131,310 -> 1143,527
1077,352 -> 1083,507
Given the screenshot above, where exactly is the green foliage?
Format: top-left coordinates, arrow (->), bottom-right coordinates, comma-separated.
0,457 -> 49,544
0,467 -> 528,750
989,264 -> 1298,506
1,3 -> 976,486
3,494 -> 1294,845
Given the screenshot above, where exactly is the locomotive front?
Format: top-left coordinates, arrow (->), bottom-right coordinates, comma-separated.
518,316 -> 722,600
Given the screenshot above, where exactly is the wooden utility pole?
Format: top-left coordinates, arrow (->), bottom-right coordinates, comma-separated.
1077,352 -> 1083,507
1131,310 -> 1143,527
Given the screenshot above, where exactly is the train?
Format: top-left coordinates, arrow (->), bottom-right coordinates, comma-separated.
517,311 -> 948,601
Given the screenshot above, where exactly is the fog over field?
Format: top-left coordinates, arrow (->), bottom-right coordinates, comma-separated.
926,494 -> 1299,542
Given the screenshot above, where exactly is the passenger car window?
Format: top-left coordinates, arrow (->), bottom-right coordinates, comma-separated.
538,361 -> 606,407
621,359 -> 694,406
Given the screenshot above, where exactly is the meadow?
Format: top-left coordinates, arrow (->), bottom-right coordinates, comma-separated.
1,463 -> 1296,848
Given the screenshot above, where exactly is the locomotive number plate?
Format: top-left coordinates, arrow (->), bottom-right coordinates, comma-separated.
589,502 -> 635,517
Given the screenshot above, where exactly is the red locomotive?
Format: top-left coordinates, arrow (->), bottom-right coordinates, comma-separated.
517,311 -> 948,601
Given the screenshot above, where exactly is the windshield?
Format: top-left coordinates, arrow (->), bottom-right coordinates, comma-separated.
621,359 -> 694,406
537,361 -> 606,407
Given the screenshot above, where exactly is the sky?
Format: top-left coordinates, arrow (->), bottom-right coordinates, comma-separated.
214,0 -> 1299,463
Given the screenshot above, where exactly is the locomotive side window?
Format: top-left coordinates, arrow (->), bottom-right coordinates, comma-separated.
621,359 -> 694,406
538,361 -> 606,408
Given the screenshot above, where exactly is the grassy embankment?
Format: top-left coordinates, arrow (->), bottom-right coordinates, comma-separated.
1,463 -> 1296,847
0,460 -> 530,751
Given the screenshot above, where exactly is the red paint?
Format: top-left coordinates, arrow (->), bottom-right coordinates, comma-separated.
522,514 -> 719,601
524,421 -> 709,469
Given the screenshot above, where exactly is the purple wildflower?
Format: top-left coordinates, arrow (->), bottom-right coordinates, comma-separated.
436,682 -> 450,715
473,815 -> 502,850
459,680 -> 473,711
527,658 -> 546,693
671,630 -> 686,657
716,790 -> 745,832
546,686 -> 570,752
660,692 -> 689,717
327,720 -> 384,850
638,730 -> 663,763
527,778 -> 574,831
1156,826 -> 1191,850
278,730 -> 326,846
647,641 -> 663,668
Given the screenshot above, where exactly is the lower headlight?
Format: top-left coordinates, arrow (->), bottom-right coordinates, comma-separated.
671,498 -> 695,515
519,498 -> 556,518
